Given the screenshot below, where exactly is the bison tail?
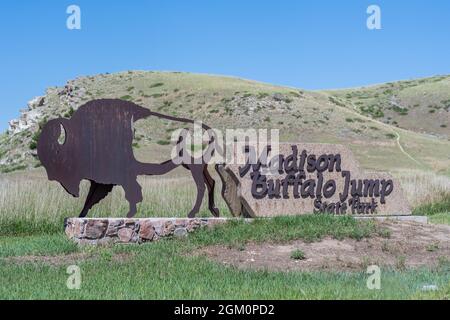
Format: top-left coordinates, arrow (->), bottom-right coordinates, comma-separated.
134,160 -> 179,176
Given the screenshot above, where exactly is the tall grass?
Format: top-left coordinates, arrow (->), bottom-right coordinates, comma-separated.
393,170 -> 450,207
0,171 -> 231,236
1,169 -> 449,235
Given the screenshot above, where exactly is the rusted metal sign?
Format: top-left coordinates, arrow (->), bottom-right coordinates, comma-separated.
37,99 -> 219,218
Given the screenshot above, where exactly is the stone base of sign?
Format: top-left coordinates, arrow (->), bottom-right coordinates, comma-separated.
64,217 -> 230,245
64,215 -> 427,245
354,215 -> 428,224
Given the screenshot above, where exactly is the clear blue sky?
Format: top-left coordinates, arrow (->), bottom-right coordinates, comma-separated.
1,0 -> 450,131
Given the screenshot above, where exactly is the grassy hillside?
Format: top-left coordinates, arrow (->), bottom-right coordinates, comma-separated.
0,71 -> 449,175
327,75 -> 450,139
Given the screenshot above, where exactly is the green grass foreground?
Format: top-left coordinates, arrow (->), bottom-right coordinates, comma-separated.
413,193 -> 450,225
0,215 -> 449,300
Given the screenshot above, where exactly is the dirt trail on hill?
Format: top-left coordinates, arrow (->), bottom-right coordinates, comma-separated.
342,99 -> 424,168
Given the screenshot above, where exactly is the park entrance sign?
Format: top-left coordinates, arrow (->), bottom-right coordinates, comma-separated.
216,143 -> 411,217
37,99 -> 413,245
36,99 -> 411,220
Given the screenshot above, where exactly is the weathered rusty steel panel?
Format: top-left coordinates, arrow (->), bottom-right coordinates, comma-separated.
37,99 -> 219,218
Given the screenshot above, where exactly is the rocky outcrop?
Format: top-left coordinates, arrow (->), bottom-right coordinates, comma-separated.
1,79 -> 91,172
7,80 -> 88,136
7,96 -> 46,135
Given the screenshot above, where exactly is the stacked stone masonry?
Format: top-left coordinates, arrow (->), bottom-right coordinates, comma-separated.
65,218 -> 228,244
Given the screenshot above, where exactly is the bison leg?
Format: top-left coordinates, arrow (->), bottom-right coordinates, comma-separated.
123,179 -> 143,218
187,165 -> 206,218
79,181 -> 114,217
203,166 -> 219,217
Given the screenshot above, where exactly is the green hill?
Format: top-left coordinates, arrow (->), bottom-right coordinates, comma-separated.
1,71 -> 449,175
326,75 -> 450,138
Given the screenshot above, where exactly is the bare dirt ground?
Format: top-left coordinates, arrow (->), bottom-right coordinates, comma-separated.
195,221 -> 450,272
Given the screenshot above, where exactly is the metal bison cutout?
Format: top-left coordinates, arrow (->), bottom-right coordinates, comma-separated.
37,99 -> 219,218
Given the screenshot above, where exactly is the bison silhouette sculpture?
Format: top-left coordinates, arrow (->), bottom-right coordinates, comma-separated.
37,99 -> 219,218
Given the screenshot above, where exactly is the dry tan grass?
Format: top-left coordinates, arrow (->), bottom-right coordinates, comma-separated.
0,170 -> 231,234
0,168 -> 448,234
393,170 -> 450,207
